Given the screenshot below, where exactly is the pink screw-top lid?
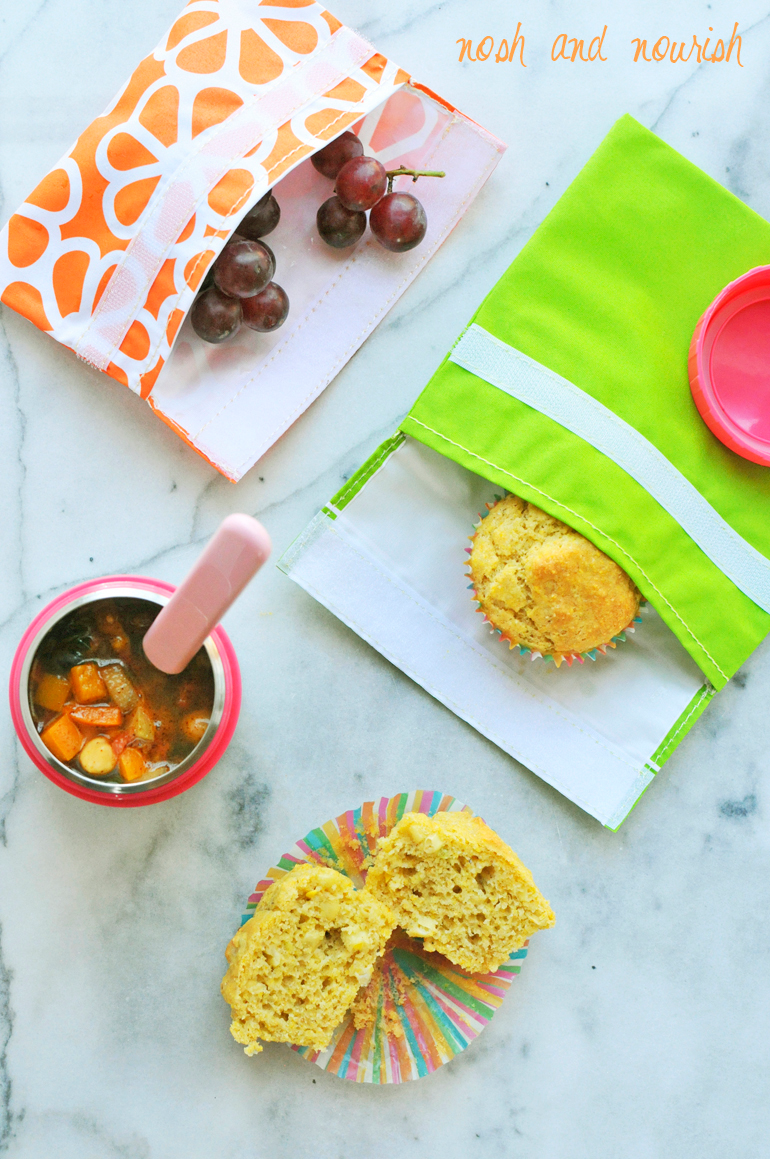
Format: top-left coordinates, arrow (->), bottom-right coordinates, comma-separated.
689,265 -> 770,466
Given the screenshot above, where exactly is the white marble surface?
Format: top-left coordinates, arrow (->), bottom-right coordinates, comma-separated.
2,1 -> 770,1155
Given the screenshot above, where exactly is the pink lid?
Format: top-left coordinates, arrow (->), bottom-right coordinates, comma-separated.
689,265 -> 770,466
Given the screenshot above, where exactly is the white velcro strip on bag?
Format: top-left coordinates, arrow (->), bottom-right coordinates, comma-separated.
450,324 -> 770,614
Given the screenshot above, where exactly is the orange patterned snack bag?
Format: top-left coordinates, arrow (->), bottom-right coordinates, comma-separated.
0,2 -> 505,479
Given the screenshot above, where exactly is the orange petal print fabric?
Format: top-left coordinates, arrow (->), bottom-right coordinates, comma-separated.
0,0 -> 407,395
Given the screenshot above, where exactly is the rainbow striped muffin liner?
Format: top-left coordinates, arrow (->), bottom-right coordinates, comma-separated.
240,789 -> 527,1083
465,494 -> 644,668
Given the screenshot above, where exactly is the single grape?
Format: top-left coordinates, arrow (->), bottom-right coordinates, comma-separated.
311,131 -> 363,179
214,238 -> 273,298
238,190 -> 281,239
241,282 -> 290,332
190,287 -> 242,343
369,192 -> 427,252
316,196 -> 367,248
335,156 -> 387,212
232,234 -> 276,279
259,241 -> 277,281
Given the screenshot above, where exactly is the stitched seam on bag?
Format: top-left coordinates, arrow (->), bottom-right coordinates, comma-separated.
327,517 -> 641,774
278,509 -> 331,573
603,767 -> 656,831
294,556 -> 633,820
298,588 -> 634,818
194,240 -> 380,440
75,33 -> 371,369
405,417 -> 729,683
104,106 -> 358,375
217,130 -> 502,471
198,124 -> 500,452
654,684 -> 713,762
333,435 -> 404,510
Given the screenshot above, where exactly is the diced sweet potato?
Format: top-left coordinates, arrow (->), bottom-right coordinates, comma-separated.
118,747 -> 145,782
101,665 -> 138,712
69,705 -> 123,728
126,704 -> 155,744
41,714 -> 83,763
70,663 -> 107,704
34,672 -> 70,713
79,736 -> 117,776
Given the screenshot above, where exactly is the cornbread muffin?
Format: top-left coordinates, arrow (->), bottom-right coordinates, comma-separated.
222,864 -> 395,1055
468,494 -> 641,661
364,811 -> 554,974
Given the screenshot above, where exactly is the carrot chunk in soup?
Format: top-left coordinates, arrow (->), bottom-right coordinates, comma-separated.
70,705 -> 123,728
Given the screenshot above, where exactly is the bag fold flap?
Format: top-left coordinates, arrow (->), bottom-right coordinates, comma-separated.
401,114 -> 770,690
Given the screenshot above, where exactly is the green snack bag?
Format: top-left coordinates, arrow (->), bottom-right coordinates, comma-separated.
280,115 -> 770,828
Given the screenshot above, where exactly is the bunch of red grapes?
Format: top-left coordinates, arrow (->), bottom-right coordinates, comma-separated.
190,133 -> 444,344
190,190 -> 289,345
313,131 -> 444,252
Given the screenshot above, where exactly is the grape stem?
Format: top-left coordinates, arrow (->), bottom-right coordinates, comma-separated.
385,167 -> 446,193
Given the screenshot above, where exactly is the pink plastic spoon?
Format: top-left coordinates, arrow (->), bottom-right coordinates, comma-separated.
143,513 -> 271,674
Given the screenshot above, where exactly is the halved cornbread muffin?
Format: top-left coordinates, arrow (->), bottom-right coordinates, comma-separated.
221,864 -> 395,1055
364,811 -> 554,973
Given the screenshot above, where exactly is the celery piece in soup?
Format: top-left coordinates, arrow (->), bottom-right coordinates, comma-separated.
101,664 -> 139,712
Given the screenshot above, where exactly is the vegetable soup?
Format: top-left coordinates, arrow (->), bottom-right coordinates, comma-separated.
29,597 -> 215,783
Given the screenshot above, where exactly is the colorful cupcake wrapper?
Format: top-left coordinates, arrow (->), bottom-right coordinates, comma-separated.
241,789 -> 528,1083
465,494 -> 645,668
